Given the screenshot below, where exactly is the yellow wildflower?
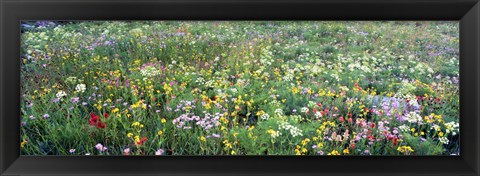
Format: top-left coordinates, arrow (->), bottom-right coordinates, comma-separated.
397,146 -> 414,154
20,139 -> 27,148
327,150 -> 340,155
200,136 -> 206,142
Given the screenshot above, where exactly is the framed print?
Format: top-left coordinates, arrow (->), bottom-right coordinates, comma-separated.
1,0 -> 479,175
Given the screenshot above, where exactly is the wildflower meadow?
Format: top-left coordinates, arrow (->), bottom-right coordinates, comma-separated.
20,21 -> 459,155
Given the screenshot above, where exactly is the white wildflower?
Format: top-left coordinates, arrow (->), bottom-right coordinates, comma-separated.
140,65 -> 160,77
398,124 -> 410,132
278,121 -> 303,137
56,90 -> 67,98
439,137 -> 449,144
75,84 -> 86,93
301,107 -> 309,113
275,109 -> 284,117
405,111 -> 422,123
261,113 -> 270,120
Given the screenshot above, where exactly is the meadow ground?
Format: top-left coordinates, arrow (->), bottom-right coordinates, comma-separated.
20,21 -> 459,155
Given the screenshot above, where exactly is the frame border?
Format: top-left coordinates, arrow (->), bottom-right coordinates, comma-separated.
1,0 -> 479,175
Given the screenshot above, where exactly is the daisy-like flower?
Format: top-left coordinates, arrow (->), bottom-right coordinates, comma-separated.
69,149 -> 76,153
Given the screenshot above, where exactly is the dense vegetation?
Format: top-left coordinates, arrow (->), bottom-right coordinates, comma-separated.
20,21 -> 459,155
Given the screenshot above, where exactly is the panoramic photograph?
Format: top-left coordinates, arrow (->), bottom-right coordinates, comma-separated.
20,21 -> 459,155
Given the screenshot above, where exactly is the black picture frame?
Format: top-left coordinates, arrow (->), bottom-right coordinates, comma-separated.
1,0 -> 479,175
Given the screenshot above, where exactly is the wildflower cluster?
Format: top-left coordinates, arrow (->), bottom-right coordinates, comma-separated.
20,21 -> 459,155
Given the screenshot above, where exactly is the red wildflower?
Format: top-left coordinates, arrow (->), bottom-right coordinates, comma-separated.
393,137 -> 398,146
368,135 -> 375,141
88,119 -> 96,126
104,112 -> 109,118
347,117 -> 353,124
136,137 -> 148,145
88,112 -> 106,129
350,144 -> 356,149
317,103 -> 322,107
370,123 -> 376,128
354,83 -> 362,90
97,121 -> 106,129
387,135 -> 394,141
339,116 -> 345,123
88,113 -> 99,126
